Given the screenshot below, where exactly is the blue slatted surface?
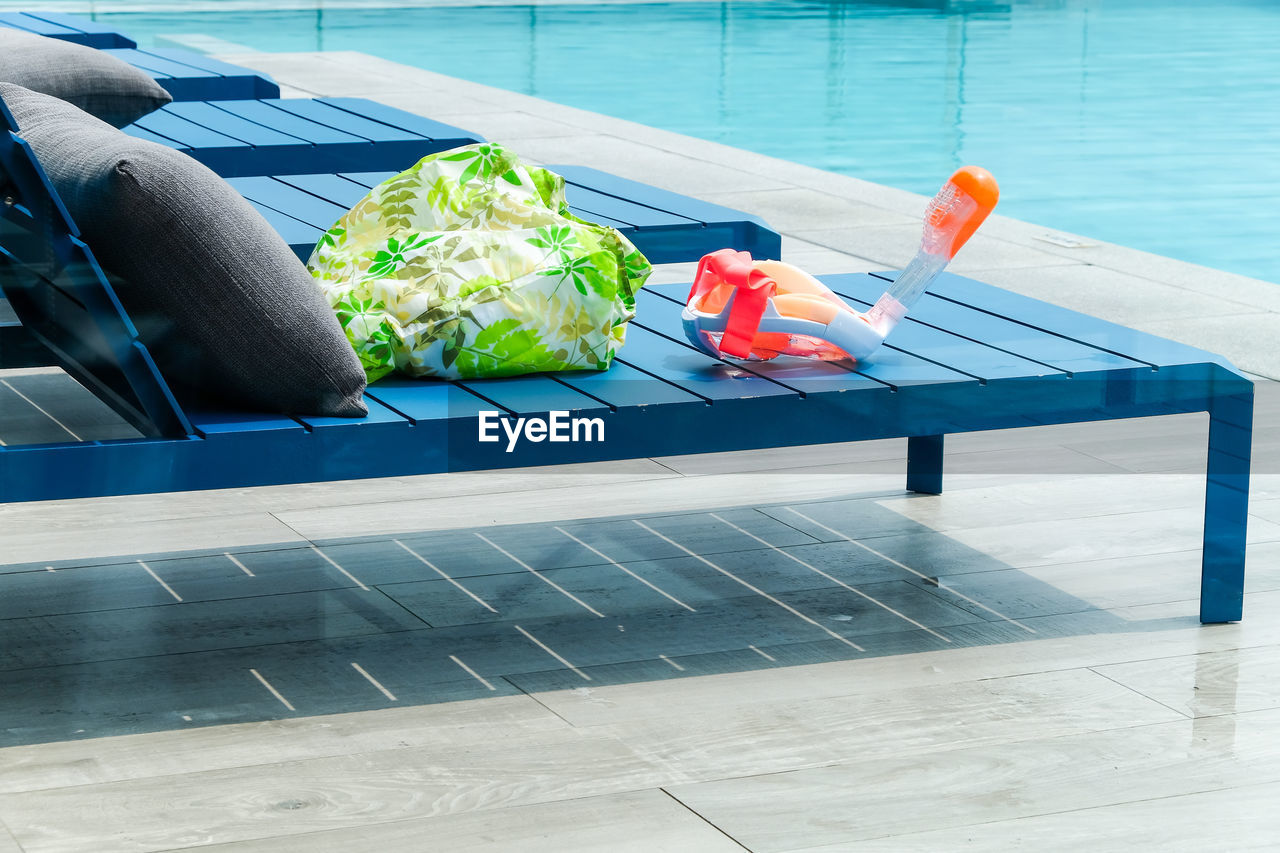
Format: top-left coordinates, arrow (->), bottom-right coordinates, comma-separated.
315,98 -> 477,141
274,174 -> 372,209
902,271 -> 1223,369
161,102 -> 310,148
103,47 -> 279,101
128,98 -> 478,179
206,101 -> 367,146
227,177 -> 350,229
128,110 -> 250,152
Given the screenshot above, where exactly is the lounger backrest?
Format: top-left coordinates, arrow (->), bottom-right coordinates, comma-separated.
0,94 -> 192,438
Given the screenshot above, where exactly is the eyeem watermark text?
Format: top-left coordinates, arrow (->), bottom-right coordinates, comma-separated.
478,410 -> 605,453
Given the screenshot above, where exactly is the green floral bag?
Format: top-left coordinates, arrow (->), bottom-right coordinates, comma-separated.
307,143 -> 651,382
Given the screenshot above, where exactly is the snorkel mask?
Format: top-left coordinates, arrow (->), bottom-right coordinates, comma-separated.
683,166 -> 999,363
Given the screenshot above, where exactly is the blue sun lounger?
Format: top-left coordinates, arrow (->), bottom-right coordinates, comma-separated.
1,12 -> 779,261
1,11 -> 280,100
0,10 -> 133,48
0,98 -> 1253,623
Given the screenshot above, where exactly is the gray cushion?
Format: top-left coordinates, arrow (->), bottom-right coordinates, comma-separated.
0,29 -> 172,127
1,83 -> 367,417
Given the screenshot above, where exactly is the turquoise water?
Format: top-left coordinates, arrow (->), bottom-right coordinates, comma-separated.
101,1 -> 1280,283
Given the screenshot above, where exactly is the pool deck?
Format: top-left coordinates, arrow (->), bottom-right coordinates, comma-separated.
2,50 -> 1280,852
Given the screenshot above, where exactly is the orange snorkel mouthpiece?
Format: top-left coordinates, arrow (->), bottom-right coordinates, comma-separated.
923,165 -> 1001,261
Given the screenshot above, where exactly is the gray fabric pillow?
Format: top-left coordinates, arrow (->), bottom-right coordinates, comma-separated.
0,29 -> 172,127
1,83 -> 367,417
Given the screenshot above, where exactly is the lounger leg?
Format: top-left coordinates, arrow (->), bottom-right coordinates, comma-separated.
1201,391 -> 1253,623
907,434 -> 944,495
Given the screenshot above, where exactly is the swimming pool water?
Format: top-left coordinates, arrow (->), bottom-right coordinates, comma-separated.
100,0 -> 1280,284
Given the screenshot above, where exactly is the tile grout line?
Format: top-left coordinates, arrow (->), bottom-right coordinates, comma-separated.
393,539 -> 497,614
136,560 -> 182,602
709,512 -> 952,642
555,526 -> 698,612
634,520 -> 865,652
478,533 -> 606,618
658,788 -> 755,852
514,624 -> 592,681
1087,666 -> 1194,721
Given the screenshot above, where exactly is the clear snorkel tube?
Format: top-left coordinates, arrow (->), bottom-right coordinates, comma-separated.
862,166 -> 1000,339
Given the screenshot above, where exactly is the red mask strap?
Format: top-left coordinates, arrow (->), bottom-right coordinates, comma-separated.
687,250 -> 775,358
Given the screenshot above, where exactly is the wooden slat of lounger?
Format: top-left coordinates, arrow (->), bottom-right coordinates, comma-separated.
202,101 -> 368,146
103,49 -> 223,81
268,101 -> 434,143
548,166 -> 757,226
460,374 -> 611,416
0,11 -> 134,47
273,174 -> 374,209
120,124 -> 181,149
127,110 -> 251,154
238,199 -> 324,255
563,208 -> 634,232
562,185 -> 701,229
144,48 -> 280,97
630,288 -> 1087,439
338,171 -> 399,187
296,394 -> 410,430
186,409 -> 306,437
0,11 -> 77,37
914,272 -> 1221,369
103,48 -> 275,101
160,102 -> 316,149
228,177 -> 349,230
315,98 -> 482,144
550,360 -> 705,409
823,274 -> 1149,375
15,11 -> 133,44
365,377 -> 491,422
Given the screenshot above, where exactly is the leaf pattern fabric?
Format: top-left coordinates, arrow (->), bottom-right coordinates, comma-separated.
307,143 -> 650,382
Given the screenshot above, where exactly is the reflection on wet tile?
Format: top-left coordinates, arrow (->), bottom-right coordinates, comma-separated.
0,497 -> 1219,746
